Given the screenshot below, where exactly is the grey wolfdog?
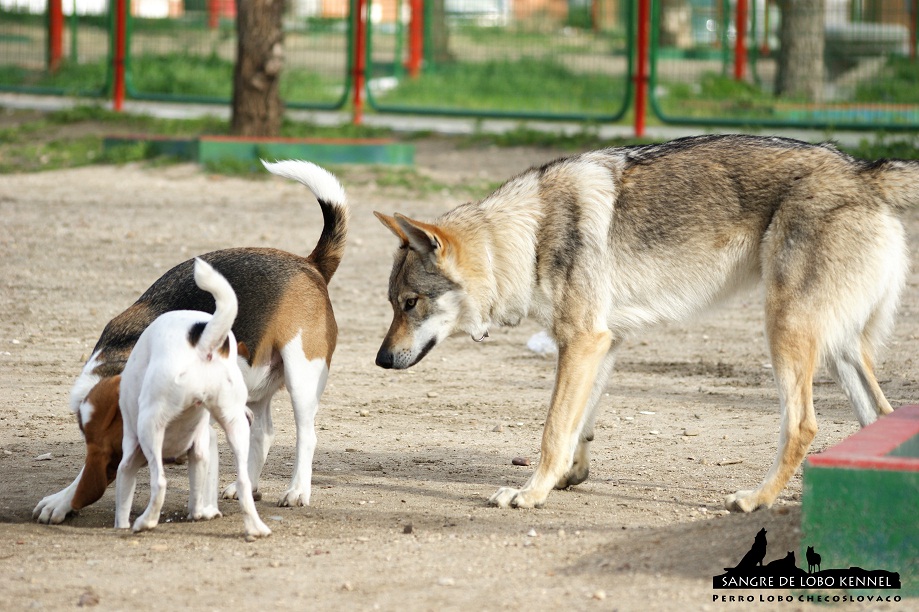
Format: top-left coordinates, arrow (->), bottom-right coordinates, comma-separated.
374,134 -> 917,512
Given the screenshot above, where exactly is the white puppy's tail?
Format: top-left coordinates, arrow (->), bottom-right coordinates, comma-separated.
191,258 -> 238,360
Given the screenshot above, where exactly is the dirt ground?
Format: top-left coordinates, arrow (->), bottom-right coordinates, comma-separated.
1,139 -> 915,611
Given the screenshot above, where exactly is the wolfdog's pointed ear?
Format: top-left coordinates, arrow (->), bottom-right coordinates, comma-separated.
392,214 -> 449,259
374,211 -> 408,244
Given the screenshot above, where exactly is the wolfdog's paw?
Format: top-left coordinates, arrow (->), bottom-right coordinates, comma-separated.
555,465 -> 589,489
277,487 -> 310,508
222,483 -> 263,502
725,490 -> 770,513
488,487 -> 545,509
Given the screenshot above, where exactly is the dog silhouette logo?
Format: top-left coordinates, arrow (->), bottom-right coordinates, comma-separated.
713,528 -> 901,591
806,546 -> 822,574
726,528 -> 768,571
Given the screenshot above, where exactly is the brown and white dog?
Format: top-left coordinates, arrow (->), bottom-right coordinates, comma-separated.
33,160 -> 347,524
116,258 -> 270,538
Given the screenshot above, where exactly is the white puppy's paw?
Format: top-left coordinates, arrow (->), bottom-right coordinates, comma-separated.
277,487 -> 310,508
132,511 -> 160,533
223,483 -> 262,502
33,492 -> 74,524
725,490 -> 770,513
244,517 -> 272,539
189,505 -> 223,522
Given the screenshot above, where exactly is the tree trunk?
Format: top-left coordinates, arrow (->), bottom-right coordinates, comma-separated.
429,0 -> 454,65
231,0 -> 285,137
775,0 -> 825,102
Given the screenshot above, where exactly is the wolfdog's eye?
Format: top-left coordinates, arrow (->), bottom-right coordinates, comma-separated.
404,297 -> 418,311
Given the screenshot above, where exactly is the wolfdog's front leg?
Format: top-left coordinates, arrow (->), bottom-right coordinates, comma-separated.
489,330 -> 613,509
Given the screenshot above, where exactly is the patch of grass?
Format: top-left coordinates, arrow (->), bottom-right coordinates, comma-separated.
202,157 -> 267,175
854,57 -> 919,104
839,135 -> 919,161
130,53 -> 233,99
0,61 -> 108,95
656,72 -> 779,120
461,122 -> 651,150
0,134 -> 102,173
331,165 -> 500,199
374,57 -> 627,116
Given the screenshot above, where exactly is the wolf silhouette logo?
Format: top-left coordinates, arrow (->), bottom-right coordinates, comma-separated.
714,528 -> 901,590
725,528 -> 768,571
806,546 -> 822,574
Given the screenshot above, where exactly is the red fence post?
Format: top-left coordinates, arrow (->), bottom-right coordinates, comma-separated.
48,0 -> 64,73
734,0 -> 748,80
407,0 -> 423,77
634,0 -> 649,138
353,0 -> 368,125
113,0 -> 126,112
208,0 -> 219,30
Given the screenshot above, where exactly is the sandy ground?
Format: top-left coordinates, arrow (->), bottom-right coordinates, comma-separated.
1,139 -> 915,610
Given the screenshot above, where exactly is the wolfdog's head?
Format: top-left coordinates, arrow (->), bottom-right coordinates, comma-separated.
374,212 -> 479,369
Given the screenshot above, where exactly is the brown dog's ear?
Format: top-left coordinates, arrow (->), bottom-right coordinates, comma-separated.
374,211 -> 408,245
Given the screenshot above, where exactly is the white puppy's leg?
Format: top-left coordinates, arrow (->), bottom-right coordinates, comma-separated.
115,437 -> 145,529
204,424 -> 220,511
133,409 -> 167,532
187,418 -> 221,521
278,338 -> 329,507
33,469 -> 82,524
218,407 -> 271,538
222,395 -> 273,501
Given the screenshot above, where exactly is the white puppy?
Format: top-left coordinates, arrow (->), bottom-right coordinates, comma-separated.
115,258 -> 270,538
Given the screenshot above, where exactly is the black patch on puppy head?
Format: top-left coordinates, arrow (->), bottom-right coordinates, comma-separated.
187,321 -> 230,357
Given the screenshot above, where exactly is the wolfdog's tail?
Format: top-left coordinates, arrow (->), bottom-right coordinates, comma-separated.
261,159 -> 349,283
868,158 -> 919,211
192,257 -> 237,359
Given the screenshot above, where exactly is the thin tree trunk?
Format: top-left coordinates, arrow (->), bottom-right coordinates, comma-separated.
232,0 -> 285,137
775,0 -> 825,102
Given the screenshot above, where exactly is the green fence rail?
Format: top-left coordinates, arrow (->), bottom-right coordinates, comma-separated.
3,1 -> 919,130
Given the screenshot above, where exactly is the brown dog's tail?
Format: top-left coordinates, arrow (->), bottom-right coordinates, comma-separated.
261,159 -> 349,283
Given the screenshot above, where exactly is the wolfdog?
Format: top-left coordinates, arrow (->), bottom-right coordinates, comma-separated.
374,134 -> 915,512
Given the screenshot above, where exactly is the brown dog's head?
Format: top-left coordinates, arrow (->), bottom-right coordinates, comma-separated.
374,212 -> 475,369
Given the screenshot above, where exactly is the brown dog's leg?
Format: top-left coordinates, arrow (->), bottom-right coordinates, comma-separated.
490,330 -> 613,509
71,443 -> 121,511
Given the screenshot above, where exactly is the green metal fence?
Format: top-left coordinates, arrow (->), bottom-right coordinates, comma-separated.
651,0 -> 919,130
125,1 -> 351,109
3,1 -> 919,130
0,4 -> 109,96
365,0 -> 633,121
